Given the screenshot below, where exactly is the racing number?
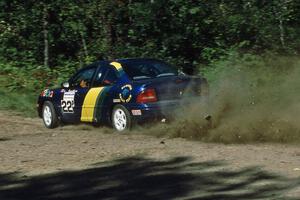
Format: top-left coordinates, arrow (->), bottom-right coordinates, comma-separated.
61,100 -> 74,113
61,90 -> 76,113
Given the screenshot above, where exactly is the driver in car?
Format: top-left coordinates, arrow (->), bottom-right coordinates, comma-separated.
80,79 -> 88,88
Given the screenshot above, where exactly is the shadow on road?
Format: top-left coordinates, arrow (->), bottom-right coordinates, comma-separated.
0,157 -> 299,200
0,137 -> 11,142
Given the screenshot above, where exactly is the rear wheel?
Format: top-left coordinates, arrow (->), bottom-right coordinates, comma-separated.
112,105 -> 132,131
42,101 -> 59,129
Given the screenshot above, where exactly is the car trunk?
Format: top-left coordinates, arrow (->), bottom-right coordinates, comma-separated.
133,75 -> 207,101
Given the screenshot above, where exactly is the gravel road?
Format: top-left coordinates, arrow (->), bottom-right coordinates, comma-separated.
0,111 -> 299,199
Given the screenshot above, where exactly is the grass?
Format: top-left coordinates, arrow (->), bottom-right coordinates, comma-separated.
0,72 -> 39,117
0,63 -> 73,117
0,88 -> 37,117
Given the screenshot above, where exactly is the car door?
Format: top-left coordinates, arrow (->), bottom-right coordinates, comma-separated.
82,65 -> 120,124
60,65 -> 98,123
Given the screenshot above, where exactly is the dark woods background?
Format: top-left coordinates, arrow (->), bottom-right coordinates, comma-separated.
1,0 -> 300,70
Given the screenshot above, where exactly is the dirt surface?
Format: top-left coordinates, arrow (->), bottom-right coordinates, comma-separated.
0,111 -> 299,199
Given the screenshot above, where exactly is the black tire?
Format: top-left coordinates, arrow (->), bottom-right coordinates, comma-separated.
111,104 -> 132,131
42,101 -> 59,129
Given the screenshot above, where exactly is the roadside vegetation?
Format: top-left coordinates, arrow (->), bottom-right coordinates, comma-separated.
0,64 -> 73,116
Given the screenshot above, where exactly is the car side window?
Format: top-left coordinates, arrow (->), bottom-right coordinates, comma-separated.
71,67 -> 96,88
102,68 -> 119,85
92,67 -> 107,87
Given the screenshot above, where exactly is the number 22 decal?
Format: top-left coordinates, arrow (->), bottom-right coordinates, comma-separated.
61,90 -> 76,113
61,100 -> 74,113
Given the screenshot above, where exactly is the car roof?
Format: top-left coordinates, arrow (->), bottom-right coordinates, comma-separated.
115,58 -> 161,63
85,58 -> 163,70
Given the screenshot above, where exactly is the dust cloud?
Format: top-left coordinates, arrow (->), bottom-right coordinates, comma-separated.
141,57 -> 300,143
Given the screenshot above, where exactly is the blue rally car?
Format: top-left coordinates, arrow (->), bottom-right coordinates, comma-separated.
37,58 -> 207,131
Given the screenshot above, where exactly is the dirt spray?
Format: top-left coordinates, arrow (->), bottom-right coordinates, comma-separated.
139,57 -> 300,144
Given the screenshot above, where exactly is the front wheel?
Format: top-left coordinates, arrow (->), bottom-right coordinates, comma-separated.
42,101 -> 59,129
112,105 -> 132,131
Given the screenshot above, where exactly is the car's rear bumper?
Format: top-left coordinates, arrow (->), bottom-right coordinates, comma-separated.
125,99 -> 184,122
126,95 -> 208,123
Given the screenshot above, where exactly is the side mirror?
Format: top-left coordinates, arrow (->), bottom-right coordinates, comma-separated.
61,82 -> 70,88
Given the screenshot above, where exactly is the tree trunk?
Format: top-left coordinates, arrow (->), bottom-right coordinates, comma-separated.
80,32 -> 88,58
43,5 -> 49,68
279,16 -> 286,48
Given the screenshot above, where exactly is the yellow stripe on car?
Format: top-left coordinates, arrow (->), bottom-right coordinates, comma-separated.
81,87 -> 104,122
110,62 -> 122,71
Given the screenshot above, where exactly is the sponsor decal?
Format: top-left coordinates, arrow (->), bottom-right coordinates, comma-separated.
61,90 -> 76,113
119,84 -> 132,103
132,109 -> 142,116
113,99 -> 121,103
41,89 -> 54,98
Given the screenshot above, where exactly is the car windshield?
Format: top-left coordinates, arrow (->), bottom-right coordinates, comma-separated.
121,60 -> 178,80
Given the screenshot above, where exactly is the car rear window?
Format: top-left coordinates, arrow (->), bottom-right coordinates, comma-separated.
121,60 -> 178,80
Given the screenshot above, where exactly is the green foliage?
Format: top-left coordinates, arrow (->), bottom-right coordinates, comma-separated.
0,88 -> 36,117
0,61 -> 77,116
1,1 -> 300,69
